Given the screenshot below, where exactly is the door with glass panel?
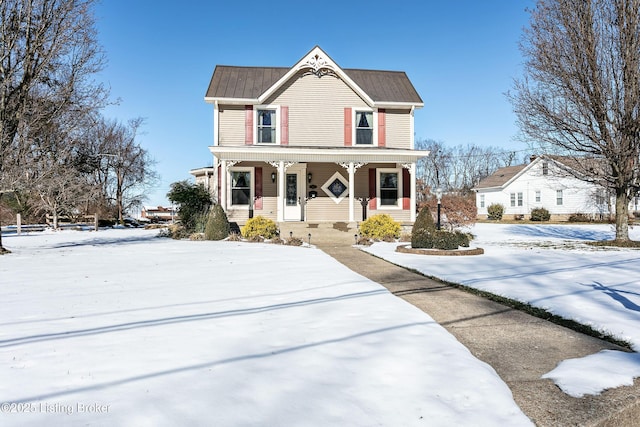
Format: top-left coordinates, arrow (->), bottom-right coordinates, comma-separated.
283,166 -> 305,221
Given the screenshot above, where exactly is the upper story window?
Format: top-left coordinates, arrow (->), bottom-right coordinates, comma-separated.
257,109 -> 276,143
542,161 -> 549,175
355,110 -> 373,145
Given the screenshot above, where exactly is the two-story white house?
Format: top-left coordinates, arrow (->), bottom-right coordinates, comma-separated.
201,46 -> 428,226
473,155 -> 611,221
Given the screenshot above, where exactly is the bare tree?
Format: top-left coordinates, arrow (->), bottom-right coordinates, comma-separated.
415,138 -> 519,195
510,0 -> 640,241
0,0 -> 106,252
97,118 -> 157,224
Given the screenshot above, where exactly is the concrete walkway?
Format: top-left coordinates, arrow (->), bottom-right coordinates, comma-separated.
307,227 -> 640,426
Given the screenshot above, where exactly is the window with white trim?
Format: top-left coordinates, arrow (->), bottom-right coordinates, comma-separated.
230,168 -> 253,206
355,110 -> 374,145
255,106 -> 279,144
377,168 -> 402,208
517,192 -> 523,206
510,193 -> 516,207
535,190 -> 541,202
480,194 -> 485,208
556,189 -> 563,205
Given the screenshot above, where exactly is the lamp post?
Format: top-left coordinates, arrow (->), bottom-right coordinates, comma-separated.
436,188 -> 442,230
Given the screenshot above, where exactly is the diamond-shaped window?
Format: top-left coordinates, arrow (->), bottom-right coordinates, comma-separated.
321,172 -> 349,204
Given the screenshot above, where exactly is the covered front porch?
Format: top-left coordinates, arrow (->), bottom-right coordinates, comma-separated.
210,146 -> 428,225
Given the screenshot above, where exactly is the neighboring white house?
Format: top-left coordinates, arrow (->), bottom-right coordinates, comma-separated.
473,155 -> 611,221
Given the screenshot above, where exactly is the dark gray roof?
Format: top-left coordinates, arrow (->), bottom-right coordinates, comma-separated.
474,165 -> 527,189
205,65 -> 423,104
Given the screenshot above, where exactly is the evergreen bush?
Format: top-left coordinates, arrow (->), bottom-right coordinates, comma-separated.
411,206 -> 471,250
530,207 -> 551,221
359,214 -> 401,240
487,203 -> 504,220
204,204 -> 231,240
241,216 -> 278,240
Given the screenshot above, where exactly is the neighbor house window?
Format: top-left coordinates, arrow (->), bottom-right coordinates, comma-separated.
542,162 -> 549,175
510,193 -> 516,207
535,190 -> 541,203
480,194 -> 485,208
517,192 -> 523,206
378,169 -> 401,207
230,169 -> 253,205
257,109 -> 276,143
556,190 -> 563,205
355,110 -> 373,145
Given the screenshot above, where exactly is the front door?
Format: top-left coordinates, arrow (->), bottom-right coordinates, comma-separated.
283,167 -> 305,221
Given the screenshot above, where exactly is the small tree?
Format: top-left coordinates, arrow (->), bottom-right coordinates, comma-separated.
204,204 -> 230,240
167,181 -> 212,233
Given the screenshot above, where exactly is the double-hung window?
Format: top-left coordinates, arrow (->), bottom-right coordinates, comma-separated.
257,109 -> 276,144
510,193 -> 516,207
355,110 -> 373,145
230,169 -> 252,206
556,190 -> 563,205
517,192 -> 523,206
378,169 -> 401,207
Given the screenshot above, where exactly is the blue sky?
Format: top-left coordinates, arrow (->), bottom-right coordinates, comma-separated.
94,0 -> 534,207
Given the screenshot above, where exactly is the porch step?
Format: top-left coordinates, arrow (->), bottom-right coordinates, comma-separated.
278,222 -> 360,246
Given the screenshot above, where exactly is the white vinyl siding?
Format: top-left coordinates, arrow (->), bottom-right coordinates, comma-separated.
217,105 -> 246,146
384,109 -> 412,149
264,71 -> 366,147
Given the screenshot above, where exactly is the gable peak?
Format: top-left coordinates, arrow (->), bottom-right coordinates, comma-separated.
298,46 -> 338,78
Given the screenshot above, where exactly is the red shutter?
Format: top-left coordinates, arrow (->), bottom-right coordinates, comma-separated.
344,107 -> 352,146
369,168 -> 376,210
378,109 -> 386,147
280,106 -> 289,145
254,167 -> 263,210
245,105 -> 253,145
402,168 -> 411,210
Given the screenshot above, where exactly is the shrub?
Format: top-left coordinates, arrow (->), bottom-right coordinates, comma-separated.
204,204 -> 230,240
568,213 -> 592,222
359,214 -> 401,240
487,203 -> 504,220
411,229 -> 470,250
227,233 -> 242,241
241,216 -> 278,240
167,180 -> 212,232
412,206 -> 436,233
530,207 -> 550,222
285,237 -> 303,246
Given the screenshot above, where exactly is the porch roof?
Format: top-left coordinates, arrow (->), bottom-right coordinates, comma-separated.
208,146 -> 429,163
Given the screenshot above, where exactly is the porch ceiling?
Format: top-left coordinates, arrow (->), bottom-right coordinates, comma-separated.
208,146 -> 430,163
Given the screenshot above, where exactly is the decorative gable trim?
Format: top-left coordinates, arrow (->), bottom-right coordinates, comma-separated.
258,46 -> 375,107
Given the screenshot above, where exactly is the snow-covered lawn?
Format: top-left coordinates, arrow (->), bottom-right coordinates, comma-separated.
0,229 -> 531,426
364,223 -> 640,398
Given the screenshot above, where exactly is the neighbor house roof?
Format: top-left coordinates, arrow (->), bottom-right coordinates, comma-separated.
474,165 -> 527,190
204,46 -> 423,106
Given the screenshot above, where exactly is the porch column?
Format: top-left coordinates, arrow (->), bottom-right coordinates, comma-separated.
277,161 -> 285,222
220,160 -> 228,210
410,162 -> 417,222
348,162 -> 355,222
